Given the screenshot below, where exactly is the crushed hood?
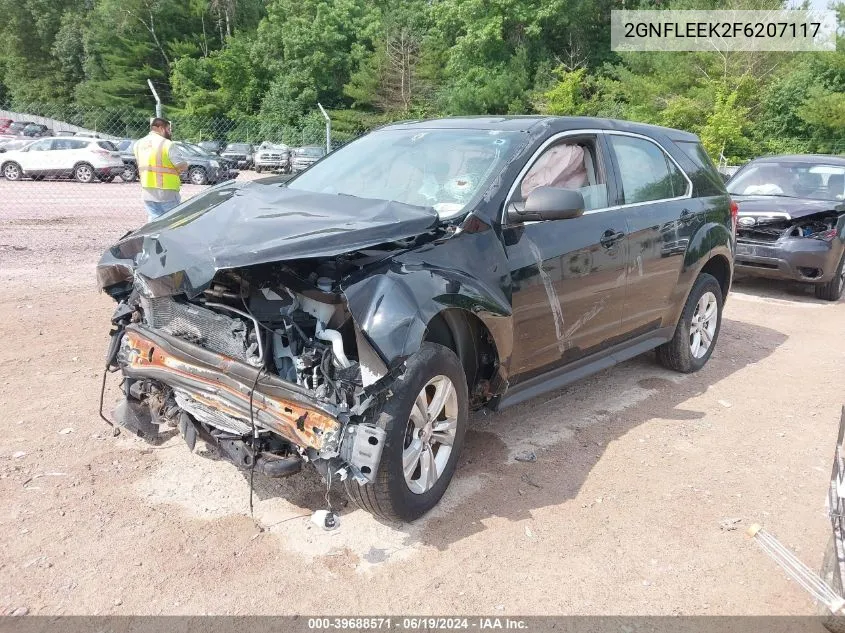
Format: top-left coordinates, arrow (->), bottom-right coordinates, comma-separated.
733,195 -> 845,220
97,181 -> 440,297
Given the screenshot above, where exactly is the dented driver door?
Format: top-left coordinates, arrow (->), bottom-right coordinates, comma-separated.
502,132 -> 628,383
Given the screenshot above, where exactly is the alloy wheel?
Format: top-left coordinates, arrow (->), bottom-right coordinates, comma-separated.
689,291 -> 718,359
75,164 -> 93,183
402,375 -> 459,495
3,163 -> 20,180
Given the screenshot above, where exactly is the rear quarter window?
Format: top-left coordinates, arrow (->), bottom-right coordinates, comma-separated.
97,141 -> 117,151
676,141 -> 726,197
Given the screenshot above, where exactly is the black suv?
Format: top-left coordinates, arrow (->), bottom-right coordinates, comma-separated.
98,117 -> 734,522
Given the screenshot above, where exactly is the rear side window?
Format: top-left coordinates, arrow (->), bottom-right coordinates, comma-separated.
609,135 -> 689,204
97,141 -> 117,151
676,141 -> 725,196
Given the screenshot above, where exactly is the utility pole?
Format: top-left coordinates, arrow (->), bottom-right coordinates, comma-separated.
147,79 -> 162,118
317,102 -> 331,154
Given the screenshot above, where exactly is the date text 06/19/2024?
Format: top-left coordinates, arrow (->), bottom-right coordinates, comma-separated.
307,618 -> 530,630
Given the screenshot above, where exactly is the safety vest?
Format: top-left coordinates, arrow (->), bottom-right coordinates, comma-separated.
135,133 -> 180,190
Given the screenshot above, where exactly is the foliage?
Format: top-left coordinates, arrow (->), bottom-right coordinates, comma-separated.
0,0 -> 843,159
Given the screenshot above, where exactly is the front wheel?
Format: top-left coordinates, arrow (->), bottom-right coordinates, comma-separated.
815,252 -> 845,302
2,162 -> 22,181
121,164 -> 137,182
188,166 -> 208,185
656,272 -> 723,373
344,342 -> 468,522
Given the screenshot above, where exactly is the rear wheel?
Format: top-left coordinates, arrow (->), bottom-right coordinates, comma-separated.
656,273 -> 723,373
2,162 -> 22,181
344,342 -> 468,522
189,166 -> 208,185
74,163 -> 94,183
815,252 -> 845,302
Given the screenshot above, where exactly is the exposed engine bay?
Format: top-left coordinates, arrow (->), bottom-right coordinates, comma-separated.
737,211 -> 842,243
105,254 -> 403,486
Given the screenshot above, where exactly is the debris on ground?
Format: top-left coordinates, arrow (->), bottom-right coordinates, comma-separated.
720,517 -> 742,531
514,450 -> 537,463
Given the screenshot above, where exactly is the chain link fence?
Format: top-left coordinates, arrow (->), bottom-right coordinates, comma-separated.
0,104 -> 368,230
2,102 -> 843,224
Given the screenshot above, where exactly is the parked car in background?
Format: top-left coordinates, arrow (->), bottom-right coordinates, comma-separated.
220,143 -> 254,169
118,141 -> 239,185
729,154 -> 845,301
7,121 -> 33,136
197,140 -> 224,155
290,145 -> 326,172
0,136 -> 124,183
254,142 -> 290,173
118,141 -> 138,182
98,116 -> 734,522
179,142 -> 239,185
0,119 -> 12,134
0,139 -> 35,153
22,123 -> 52,138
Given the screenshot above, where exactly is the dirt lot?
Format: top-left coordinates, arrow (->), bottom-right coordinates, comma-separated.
1,177 -> 844,616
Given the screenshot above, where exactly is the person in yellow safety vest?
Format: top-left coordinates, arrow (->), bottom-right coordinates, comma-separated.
134,117 -> 188,222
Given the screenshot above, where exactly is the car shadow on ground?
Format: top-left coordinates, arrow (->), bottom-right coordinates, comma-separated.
231,317 -> 788,549
731,274 -> 840,305
411,317 -> 788,550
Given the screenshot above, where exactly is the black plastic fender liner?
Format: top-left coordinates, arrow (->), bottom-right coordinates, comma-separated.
113,398 -> 161,443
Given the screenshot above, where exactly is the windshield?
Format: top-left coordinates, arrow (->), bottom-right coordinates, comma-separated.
288,129 -> 522,219
296,147 -> 324,157
225,144 -> 251,153
178,143 -> 205,157
728,161 -> 845,201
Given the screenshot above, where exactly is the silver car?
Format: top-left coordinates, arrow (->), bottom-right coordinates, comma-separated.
291,146 -> 326,172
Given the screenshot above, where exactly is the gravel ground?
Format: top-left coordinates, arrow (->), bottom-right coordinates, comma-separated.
1,178 -> 844,616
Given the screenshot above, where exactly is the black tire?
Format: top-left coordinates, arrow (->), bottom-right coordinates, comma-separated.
815,252 -> 845,302
74,163 -> 94,183
819,534 -> 845,632
2,161 -> 22,181
188,166 -> 208,185
656,272 -> 723,373
344,342 -> 468,522
121,164 -> 137,182
255,166 -> 263,173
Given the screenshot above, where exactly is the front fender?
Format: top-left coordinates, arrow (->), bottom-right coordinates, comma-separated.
340,229 -> 514,379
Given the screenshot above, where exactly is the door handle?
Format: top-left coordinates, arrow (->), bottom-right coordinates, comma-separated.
600,229 -> 625,248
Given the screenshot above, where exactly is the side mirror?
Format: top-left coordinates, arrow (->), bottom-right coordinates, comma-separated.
508,186 -> 585,223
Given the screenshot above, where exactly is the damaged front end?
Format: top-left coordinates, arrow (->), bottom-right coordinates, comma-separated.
96,185 -> 448,485
103,263 -> 394,484
735,208 -> 845,283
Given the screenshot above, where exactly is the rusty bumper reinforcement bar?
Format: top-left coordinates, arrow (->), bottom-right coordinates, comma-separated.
119,325 -> 343,452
